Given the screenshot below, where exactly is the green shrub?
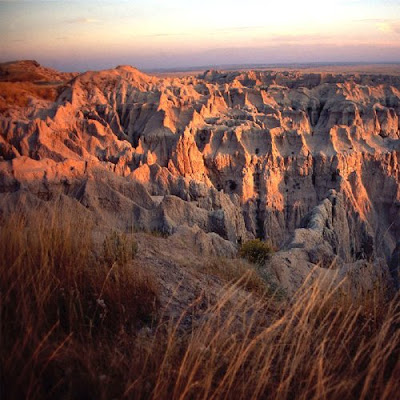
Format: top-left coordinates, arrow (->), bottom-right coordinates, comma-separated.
239,239 -> 274,265
102,231 -> 138,266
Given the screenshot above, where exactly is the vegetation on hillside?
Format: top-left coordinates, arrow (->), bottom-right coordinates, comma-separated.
0,82 -> 61,111
239,239 -> 274,265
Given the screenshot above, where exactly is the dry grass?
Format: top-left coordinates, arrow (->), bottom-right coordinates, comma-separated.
128,274 -> 399,400
0,82 -> 60,110
0,204 -> 159,399
102,230 -> 138,266
203,257 -> 282,298
1,205 -> 399,399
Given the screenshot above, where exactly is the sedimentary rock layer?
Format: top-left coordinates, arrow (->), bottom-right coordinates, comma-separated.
1,61 -> 399,285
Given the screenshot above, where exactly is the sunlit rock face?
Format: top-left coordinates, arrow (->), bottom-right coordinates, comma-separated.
1,61 -> 399,271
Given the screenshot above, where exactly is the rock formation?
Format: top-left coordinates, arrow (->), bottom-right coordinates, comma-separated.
0,61 -> 399,292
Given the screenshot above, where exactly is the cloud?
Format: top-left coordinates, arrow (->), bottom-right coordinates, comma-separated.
141,33 -> 183,37
380,22 -> 400,34
269,34 -> 331,43
140,26 -> 265,37
217,26 -> 263,32
357,18 -> 389,22
134,32 -> 188,39
356,18 -> 400,34
66,18 -> 102,24
377,22 -> 393,33
214,26 -> 266,34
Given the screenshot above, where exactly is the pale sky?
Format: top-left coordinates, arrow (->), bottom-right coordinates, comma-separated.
0,0 -> 400,71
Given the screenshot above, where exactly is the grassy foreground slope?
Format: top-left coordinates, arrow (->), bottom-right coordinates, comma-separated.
0,203 -> 399,400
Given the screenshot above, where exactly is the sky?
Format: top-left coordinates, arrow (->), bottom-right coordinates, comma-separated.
0,0 -> 400,71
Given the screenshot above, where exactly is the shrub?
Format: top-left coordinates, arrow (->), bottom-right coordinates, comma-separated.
239,239 -> 274,265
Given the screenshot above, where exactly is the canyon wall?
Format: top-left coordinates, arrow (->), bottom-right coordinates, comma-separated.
1,61 -> 399,290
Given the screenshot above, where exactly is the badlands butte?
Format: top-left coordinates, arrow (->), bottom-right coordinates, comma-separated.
1,60 -> 400,294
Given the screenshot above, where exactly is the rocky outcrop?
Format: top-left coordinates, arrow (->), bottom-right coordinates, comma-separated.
265,190 -> 393,294
0,61 -> 399,289
0,60 -> 77,83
